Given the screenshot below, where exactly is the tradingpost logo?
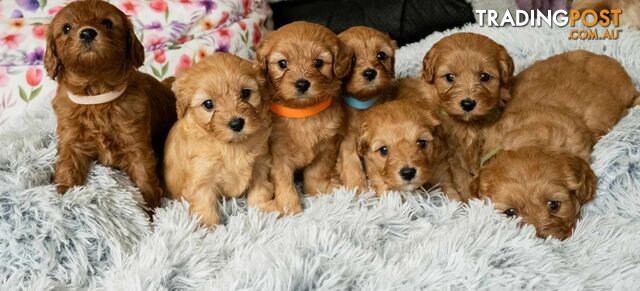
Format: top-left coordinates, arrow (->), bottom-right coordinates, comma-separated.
475,9 -> 623,40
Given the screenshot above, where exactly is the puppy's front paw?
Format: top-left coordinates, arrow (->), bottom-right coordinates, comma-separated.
56,184 -> 70,194
278,201 -> 303,215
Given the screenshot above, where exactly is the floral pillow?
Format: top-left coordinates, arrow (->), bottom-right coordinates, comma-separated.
0,0 -> 272,127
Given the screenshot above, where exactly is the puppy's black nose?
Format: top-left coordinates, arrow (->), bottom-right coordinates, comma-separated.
399,167 -> 416,181
460,98 -> 477,112
228,117 -> 245,132
294,79 -> 311,93
79,28 -> 98,43
362,69 -> 377,81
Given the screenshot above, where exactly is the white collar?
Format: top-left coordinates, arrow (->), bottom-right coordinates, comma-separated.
67,86 -> 127,105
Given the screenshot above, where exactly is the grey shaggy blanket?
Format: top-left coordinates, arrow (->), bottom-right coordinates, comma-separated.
2,24 -> 640,290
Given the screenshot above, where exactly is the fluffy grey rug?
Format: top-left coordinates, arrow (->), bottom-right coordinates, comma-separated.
2,24 -> 640,290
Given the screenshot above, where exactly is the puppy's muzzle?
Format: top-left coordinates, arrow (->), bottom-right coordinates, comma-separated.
79,28 -> 98,43
362,68 -> 377,81
227,117 -> 245,132
399,167 -> 417,181
294,79 -> 311,93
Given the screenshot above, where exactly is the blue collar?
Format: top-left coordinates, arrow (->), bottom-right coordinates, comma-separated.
344,95 -> 379,110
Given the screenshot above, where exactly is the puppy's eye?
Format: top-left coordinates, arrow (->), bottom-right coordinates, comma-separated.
377,146 -> 389,157
480,72 -> 492,82
376,51 -> 387,61
444,74 -> 455,83
277,59 -> 288,69
351,55 -> 356,64
314,59 -> 324,68
547,201 -> 561,212
416,139 -> 427,149
202,100 -> 214,111
101,19 -> 113,29
504,208 -> 517,218
63,24 -> 72,34
240,88 -> 251,100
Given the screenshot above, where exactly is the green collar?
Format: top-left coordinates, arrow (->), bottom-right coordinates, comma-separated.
480,145 -> 503,167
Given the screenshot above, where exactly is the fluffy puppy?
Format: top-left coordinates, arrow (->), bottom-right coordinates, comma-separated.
358,97 -> 441,195
164,53 -> 277,227
473,50 -> 639,240
336,26 -> 397,192
421,32 -> 514,201
256,21 -> 351,213
45,0 -> 176,211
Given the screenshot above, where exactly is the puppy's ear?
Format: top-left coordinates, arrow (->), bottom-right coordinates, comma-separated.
333,40 -> 353,79
256,34 -> 273,72
125,16 -> 145,68
564,155 -> 597,205
497,45 -> 514,89
44,24 -> 61,80
421,47 -> 438,84
171,76 -> 191,119
357,122 -> 370,158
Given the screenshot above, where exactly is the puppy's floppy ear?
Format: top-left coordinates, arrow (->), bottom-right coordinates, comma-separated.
333,40 -> 353,79
564,155 -> 597,205
124,15 -> 145,68
171,75 -> 191,119
44,24 -> 61,80
421,47 -> 438,84
256,33 -> 273,72
497,44 -> 514,89
357,122 -> 370,158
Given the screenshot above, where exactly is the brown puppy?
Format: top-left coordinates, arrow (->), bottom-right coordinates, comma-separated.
421,32 -> 514,201
336,26 -> 397,193
256,21 -> 351,214
358,97 -> 441,195
45,0 -> 176,211
164,53 -> 276,227
474,50 -> 639,240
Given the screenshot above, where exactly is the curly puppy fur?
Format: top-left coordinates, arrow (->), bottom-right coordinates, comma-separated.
358,96 -> 441,196
421,32 -> 514,201
336,26 -> 397,193
163,53 -> 277,227
474,50 -> 639,240
45,0 -> 176,211
256,21 -> 351,214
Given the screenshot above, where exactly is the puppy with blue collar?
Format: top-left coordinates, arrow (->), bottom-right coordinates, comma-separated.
336,26 -> 398,194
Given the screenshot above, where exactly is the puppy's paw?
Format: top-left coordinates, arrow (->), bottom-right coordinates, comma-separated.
279,202 -> 303,215
56,184 -> 70,194
254,199 -> 283,215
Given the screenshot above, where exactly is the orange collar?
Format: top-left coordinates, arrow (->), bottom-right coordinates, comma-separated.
270,97 -> 333,118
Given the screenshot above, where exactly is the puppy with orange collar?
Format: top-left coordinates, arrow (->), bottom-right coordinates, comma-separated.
257,21 -> 351,214
164,53 -> 278,227
336,26 -> 397,193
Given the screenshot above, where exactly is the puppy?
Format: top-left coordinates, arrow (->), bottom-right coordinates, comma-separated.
336,26 -> 397,193
358,97 -> 441,195
473,50 -> 639,240
45,0 -> 176,211
256,21 -> 351,213
164,53 -> 276,227
421,32 -> 514,201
